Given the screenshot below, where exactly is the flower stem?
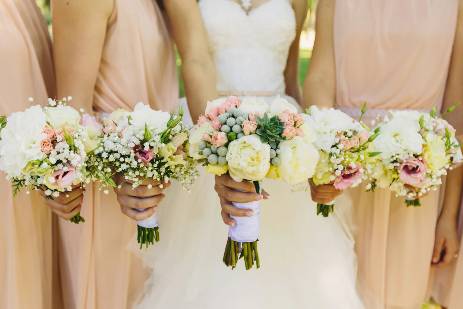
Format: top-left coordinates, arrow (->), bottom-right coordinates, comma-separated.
405,198 -> 421,207
317,203 -> 334,217
137,225 -> 159,249
70,213 -> 85,224
222,238 -> 260,270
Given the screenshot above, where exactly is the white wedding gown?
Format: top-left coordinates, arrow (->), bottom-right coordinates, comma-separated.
136,0 -> 363,308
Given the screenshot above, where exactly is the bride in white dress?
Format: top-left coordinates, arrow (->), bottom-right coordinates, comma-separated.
136,0 -> 363,308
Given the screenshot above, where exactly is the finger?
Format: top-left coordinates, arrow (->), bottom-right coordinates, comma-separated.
432,238 -> 445,264
217,175 -> 256,193
117,194 -> 165,210
53,188 -> 85,204
54,204 -> 82,220
221,203 -> 253,217
443,242 -> 459,265
60,196 -> 84,213
122,206 -> 157,221
117,183 -> 164,198
221,209 -> 235,226
261,189 -> 270,200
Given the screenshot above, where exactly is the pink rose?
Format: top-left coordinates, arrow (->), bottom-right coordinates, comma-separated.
211,132 -> 227,147
81,114 -> 102,133
53,166 -> 77,189
282,126 -> 297,139
334,164 -> 362,190
278,111 -> 293,126
293,113 -> 304,127
225,96 -> 241,109
248,113 -> 257,122
206,108 -> 219,120
41,139 -> 54,154
242,120 -> 257,135
134,146 -> 154,164
399,158 -> 427,188
202,134 -> 212,143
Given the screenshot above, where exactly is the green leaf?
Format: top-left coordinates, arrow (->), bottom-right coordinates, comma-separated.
418,115 -> 425,129
368,152 -> 381,157
444,102 -> 461,115
430,106 -> 438,118
144,124 -> 152,142
63,129 -> 75,148
0,116 -> 6,130
359,102 -> 368,122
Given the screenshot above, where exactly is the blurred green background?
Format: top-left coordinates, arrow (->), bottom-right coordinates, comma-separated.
36,0 -> 315,97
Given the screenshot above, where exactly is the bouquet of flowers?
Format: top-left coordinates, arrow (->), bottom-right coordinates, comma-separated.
365,109 -> 462,206
304,106 -> 378,217
189,96 -> 319,269
88,103 -> 197,248
0,99 -> 90,224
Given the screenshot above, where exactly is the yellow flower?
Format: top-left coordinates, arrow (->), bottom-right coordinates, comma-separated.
423,133 -> 447,172
266,165 -> 281,179
160,143 -> 177,158
206,164 -> 228,176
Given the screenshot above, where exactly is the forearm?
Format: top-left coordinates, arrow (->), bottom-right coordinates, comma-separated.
302,78 -> 335,110
182,58 -> 217,122
441,166 -> 463,221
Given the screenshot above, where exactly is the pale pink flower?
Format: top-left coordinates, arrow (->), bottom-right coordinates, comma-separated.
211,132 -> 227,147
134,146 -> 154,164
41,139 -> 54,154
225,96 -> 241,108
358,131 -> 369,145
282,126 -> 298,139
43,126 -> 56,140
206,108 -> 219,120
81,114 -> 102,133
278,111 -> 293,126
202,134 -> 212,143
248,113 -> 257,122
242,120 -> 257,135
103,120 -> 117,134
399,158 -> 427,187
53,166 -> 77,189
211,119 -> 221,130
198,115 -> 209,125
334,164 -> 362,190
293,113 -> 304,127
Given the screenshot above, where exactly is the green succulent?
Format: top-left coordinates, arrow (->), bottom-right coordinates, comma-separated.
255,114 -> 284,144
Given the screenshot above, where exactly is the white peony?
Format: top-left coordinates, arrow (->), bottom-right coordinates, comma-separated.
0,105 -> 47,177
226,135 -> 270,182
188,122 -> 214,159
44,105 -> 81,129
130,102 -> 171,133
278,137 -> 319,186
238,97 -> 269,116
268,97 -> 298,115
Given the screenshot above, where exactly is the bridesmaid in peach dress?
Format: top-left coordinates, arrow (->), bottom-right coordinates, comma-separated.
0,0 -> 58,308
304,0 -> 463,308
51,0 -> 214,308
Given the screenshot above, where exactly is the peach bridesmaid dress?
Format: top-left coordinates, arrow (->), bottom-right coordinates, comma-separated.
0,0 -> 58,308
57,0 -> 178,308
333,1 -> 458,308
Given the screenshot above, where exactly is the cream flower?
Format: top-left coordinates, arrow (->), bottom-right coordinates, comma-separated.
44,105 -> 81,129
188,122 -> 214,159
423,132 -> 447,173
226,135 -> 270,182
278,137 -> 319,186
130,102 -> 170,134
238,97 -> 269,116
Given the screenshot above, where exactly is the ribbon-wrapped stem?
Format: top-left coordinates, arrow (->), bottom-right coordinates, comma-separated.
137,214 -> 159,249
223,181 -> 261,270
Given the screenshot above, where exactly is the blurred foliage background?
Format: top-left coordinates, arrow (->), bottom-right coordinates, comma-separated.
36,0 -> 316,96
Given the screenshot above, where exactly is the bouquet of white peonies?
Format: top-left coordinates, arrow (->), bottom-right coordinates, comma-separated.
0,98 -> 91,224
88,103 -> 198,248
304,106 -> 379,217
365,109 -> 462,206
190,96 -> 319,270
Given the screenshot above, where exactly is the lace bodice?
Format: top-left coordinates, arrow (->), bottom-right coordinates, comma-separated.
199,0 -> 296,94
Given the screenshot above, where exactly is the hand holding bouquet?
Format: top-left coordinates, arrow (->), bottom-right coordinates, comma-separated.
190,96 -> 318,269
89,103 -> 197,248
0,99 -> 89,223
366,109 -> 462,206
304,106 -> 378,217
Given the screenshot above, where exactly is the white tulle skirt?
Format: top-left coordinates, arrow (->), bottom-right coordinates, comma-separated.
135,97 -> 363,309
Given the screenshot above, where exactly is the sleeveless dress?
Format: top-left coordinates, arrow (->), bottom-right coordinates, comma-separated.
57,1 -> 178,308
0,0 -> 59,308
333,1 -> 458,308
136,1 -> 363,308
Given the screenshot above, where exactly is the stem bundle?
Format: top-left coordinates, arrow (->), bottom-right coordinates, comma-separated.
223,237 -> 260,270
137,225 -> 160,249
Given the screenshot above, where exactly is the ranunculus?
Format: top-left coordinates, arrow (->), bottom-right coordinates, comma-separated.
211,132 -> 227,147
44,105 -> 81,129
130,102 -> 170,134
282,126 -> 298,139
134,146 -> 154,164
399,158 -> 427,187
226,135 -> 270,182
278,137 -> 319,186
205,97 -> 227,115
237,97 -> 269,116
269,97 -> 298,115
333,164 -> 362,190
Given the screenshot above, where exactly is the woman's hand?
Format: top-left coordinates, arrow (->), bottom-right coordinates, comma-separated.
214,174 -> 268,226
42,187 -> 84,220
432,215 -> 460,266
309,181 -> 342,204
114,175 -> 170,221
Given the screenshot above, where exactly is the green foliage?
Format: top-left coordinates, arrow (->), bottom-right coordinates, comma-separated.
256,114 -> 284,144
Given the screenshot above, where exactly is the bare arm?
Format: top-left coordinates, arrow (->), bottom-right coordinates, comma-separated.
302,0 -> 335,109
164,0 -> 217,123
52,0 -> 113,111
284,0 -> 308,104
442,0 -> 463,135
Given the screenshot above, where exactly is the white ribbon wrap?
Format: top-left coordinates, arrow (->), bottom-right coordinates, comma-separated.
137,213 -> 159,229
229,201 -> 260,243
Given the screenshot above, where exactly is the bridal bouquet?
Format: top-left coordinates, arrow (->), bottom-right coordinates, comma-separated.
88,103 -> 197,248
0,99 -> 89,224
365,109 -> 462,206
304,106 -> 378,217
190,96 -> 318,270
